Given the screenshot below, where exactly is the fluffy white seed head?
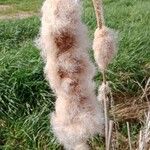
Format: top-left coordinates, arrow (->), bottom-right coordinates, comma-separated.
37,0 -> 105,149
93,26 -> 117,72
74,143 -> 90,150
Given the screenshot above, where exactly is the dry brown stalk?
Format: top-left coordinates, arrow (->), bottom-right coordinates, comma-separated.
103,93 -> 109,149
138,111 -> 150,150
134,78 -> 150,101
107,120 -> 114,150
127,122 -> 132,150
92,0 -> 104,29
92,0 -> 117,149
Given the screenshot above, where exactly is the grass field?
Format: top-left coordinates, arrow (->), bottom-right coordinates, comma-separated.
0,0 -> 150,149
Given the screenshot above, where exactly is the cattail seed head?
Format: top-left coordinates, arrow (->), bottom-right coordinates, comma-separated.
93,26 -> 117,72
38,0 -> 105,149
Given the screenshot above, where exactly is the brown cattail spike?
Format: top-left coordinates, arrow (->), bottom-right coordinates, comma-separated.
92,0 -> 105,29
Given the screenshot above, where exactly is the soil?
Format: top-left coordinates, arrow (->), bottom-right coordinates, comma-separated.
0,4 -> 38,20
0,12 -> 38,20
0,4 -> 12,10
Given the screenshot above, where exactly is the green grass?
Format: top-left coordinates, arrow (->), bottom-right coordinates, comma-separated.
0,17 -> 60,150
0,0 -> 150,149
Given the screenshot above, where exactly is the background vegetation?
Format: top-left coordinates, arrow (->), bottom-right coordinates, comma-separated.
0,0 -> 149,149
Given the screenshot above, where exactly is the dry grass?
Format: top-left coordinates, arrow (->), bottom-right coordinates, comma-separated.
110,78 -> 150,122
110,101 -> 149,122
107,78 -> 150,149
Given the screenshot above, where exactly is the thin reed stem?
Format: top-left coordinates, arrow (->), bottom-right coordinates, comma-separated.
107,120 -> 114,150
102,71 -> 106,84
104,94 -> 109,149
127,122 -> 132,150
92,0 -> 105,29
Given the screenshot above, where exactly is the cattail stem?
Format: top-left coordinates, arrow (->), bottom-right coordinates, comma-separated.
102,71 -> 106,84
127,122 -> 132,150
107,120 -> 114,150
92,0 -> 109,143
104,93 -> 109,149
92,0 -> 117,149
92,0 -> 105,29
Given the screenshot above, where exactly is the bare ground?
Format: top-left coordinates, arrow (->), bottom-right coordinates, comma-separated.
0,4 -> 38,20
0,4 -> 12,10
0,12 -> 38,20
